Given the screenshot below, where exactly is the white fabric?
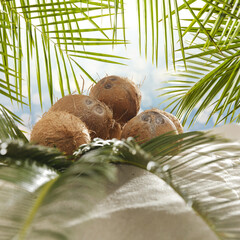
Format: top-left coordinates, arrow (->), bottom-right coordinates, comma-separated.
70,124 -> 240,240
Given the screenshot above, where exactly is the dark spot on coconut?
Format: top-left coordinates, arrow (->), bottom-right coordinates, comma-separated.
104,83 -> 113,89
94,105 -> 104,115
141,114 -> 152,123
109,76 -> 117,81
147,111 -> 165,124
85,99 -> 93,105
155,115 -> 165,124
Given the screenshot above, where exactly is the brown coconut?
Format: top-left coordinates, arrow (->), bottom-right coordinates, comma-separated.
48,94 -> 114,140
158,110 -> 183,134
121,109 -> 177,144
30,111 -> 91,155
89,75 -> 142,126
109,121 -> 122,139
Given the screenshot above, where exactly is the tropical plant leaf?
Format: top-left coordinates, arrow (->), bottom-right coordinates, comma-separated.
0,164 -> 58,240
0,139 -> 117,239
136,0 -> 239,127
75,132 -> 240,239
159,38 -> 240,127
156,0 -> 240,127
25,160 -> 116,240
0,105 -> 28,141
138,0 -> 202,68
0,139 -> 71,173
1,130 -> 240,239
0,0 -> 127,107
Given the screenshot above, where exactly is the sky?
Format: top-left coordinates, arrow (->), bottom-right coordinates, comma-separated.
1,0 -> 224,139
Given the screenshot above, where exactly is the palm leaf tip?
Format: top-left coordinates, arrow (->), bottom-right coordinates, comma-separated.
0,105 -> 28,142
0,139 -> 71,173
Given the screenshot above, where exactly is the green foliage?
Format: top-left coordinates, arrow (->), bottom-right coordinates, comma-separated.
0,0 -> 127,111
0,139 -> 71,172
0,0 -> 239,127
0,105 -> 28,141
0,2 -> 240,237
155,0 -> 240,126
76,134 -> 240,239
0,125 -> 240,238
0,138 -> 117,239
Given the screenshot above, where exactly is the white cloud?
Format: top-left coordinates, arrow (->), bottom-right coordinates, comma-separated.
34,113 -> 42,124
18,125 -> 31,140
53,70 -> 61,93
32,93 -> 41,105
20,113 -> 31,125
22,83 -> 28,96
152,68 -> 171,85
141,91 -> 153,108
197,111 -> 210,124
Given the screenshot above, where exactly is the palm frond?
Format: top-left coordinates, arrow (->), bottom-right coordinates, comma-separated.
159,37 -> 240,127
0,105 -> 28,141
138,0 -> 202,68
75,132 -> 240,239
25,160 -> 116,240
0,10 -> 25,105
0,139 -> 116,239
137,0 -> 239,126
0,0 -> 127,107
0,139 -> 71,172
1,130 -> 240,238
155,0 -> 240,127
0,163 -> 58,240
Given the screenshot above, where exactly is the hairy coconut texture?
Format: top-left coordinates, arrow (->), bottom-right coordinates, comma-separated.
48,94 -> 113,140
30,111 -> 91,155
109,121 -> 122,139
121,109 -> 177,144
158,110 -> 183,134
89,75 -> 142,126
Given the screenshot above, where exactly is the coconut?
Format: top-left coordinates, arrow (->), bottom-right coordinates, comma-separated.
89,75 -> 141,126
158,110 -> 183,134
48,94 -> 113,140
30,111 -> 90,155
109,121 -> 122,139
121,109 -> 177,144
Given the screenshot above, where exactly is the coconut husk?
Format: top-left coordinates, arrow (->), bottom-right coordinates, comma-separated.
30,111 -> 90,155
89,75 -> 142,126
48,94 -> 113,140
121,109 -> 177,144
109,121 -> 122,140
158,110 -> 183,134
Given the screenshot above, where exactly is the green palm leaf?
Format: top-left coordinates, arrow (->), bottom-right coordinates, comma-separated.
0,140 -> 70,172
76,133 -> 240,239
0,139 -> 116,239
0,0 -> 127,108
0,105 -> 28,141
147,0 -> 238,126
0,164 -> 57,240
136,0 -> 239,126
160,38 -> 240,127
0,129 -> 240,238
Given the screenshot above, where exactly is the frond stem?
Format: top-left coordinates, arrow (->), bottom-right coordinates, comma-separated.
18,177 -> 59,240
